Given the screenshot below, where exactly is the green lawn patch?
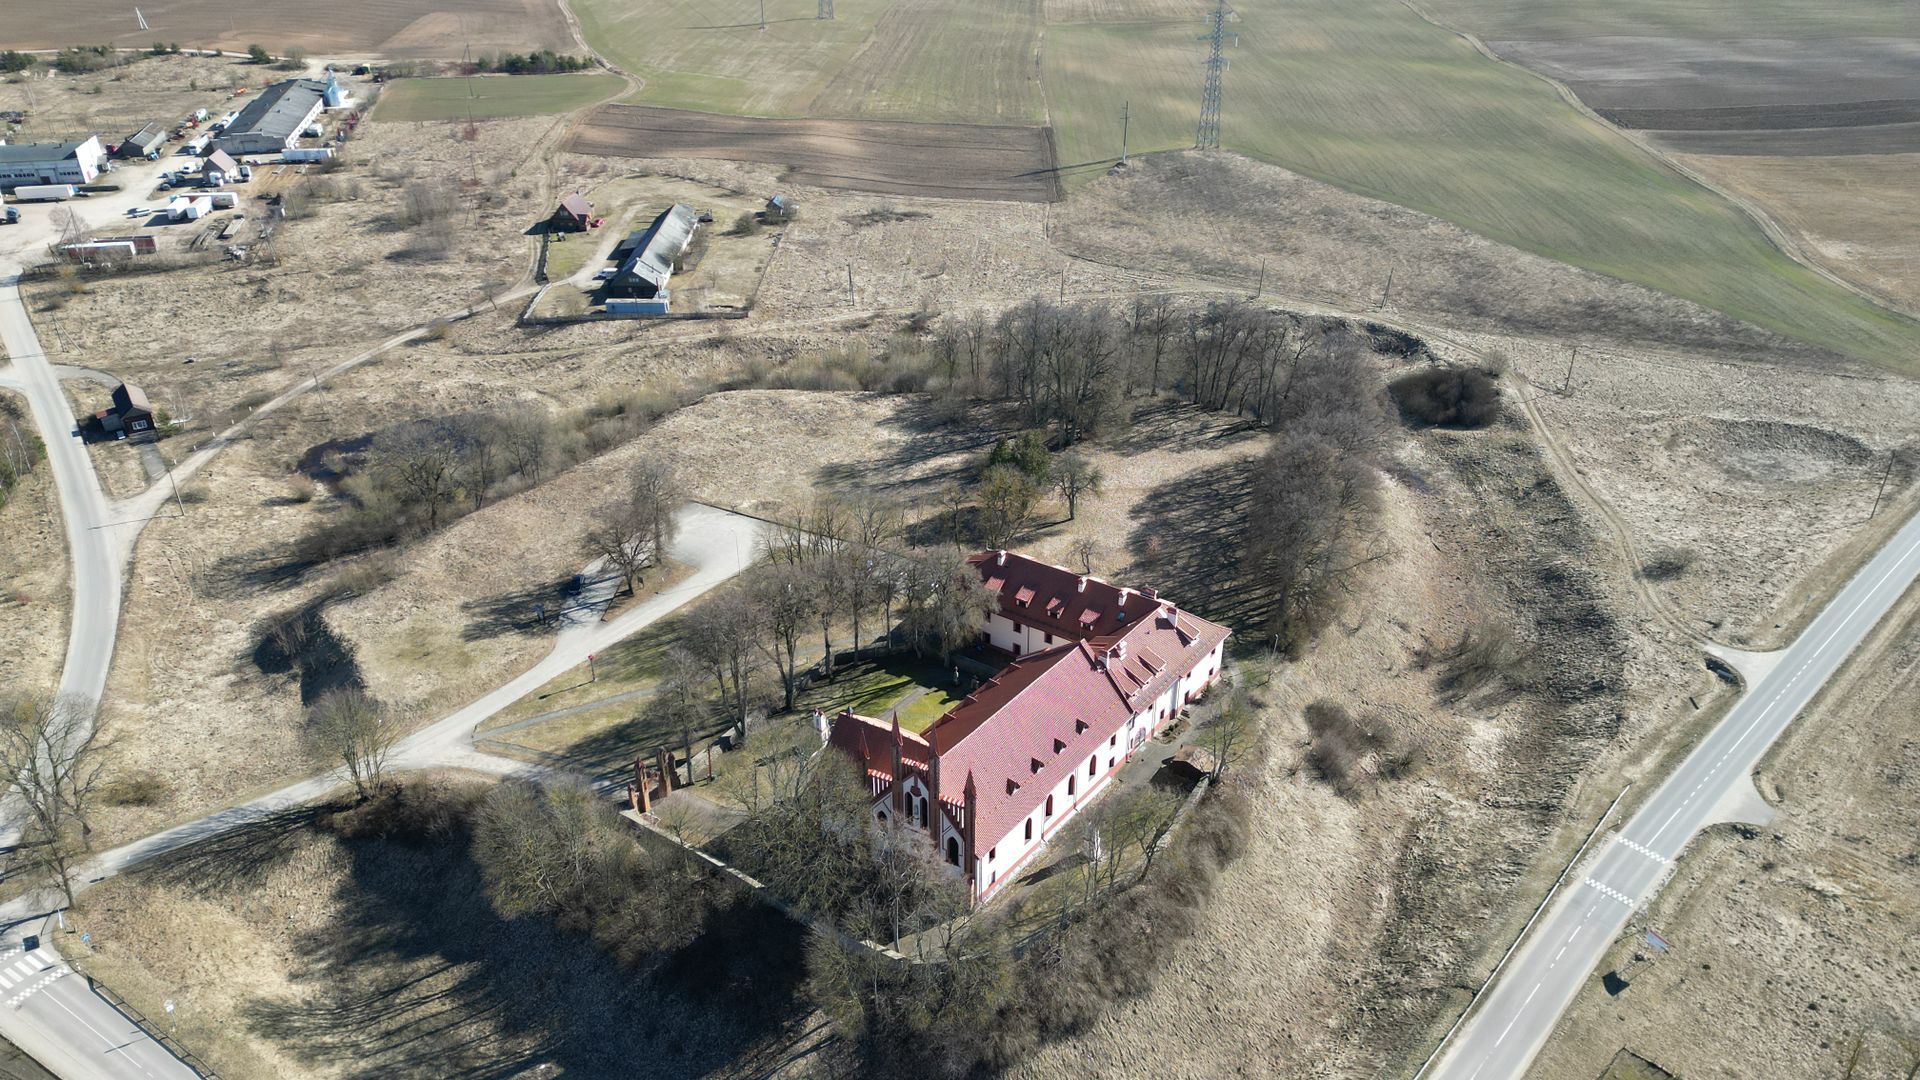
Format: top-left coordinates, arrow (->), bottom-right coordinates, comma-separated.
375,72 -> 626,121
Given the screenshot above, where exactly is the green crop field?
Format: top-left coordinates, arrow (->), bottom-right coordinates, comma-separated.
374,73 -> 627,122
573,0 -> 1920,365
572,0 -> 1043,123
572,0 -> 891,116
1050,0 -> 1920,365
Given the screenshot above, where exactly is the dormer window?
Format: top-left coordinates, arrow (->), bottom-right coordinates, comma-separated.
1007,778 -> 1021,795
1074,719 -> 1088,734
1030,758 -> 1043,775
1053,738 -> 1066,754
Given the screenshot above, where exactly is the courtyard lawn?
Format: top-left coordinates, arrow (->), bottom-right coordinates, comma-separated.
374,72 -> 626,121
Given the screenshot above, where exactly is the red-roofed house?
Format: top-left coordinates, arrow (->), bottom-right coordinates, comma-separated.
827,550 -> 1229,902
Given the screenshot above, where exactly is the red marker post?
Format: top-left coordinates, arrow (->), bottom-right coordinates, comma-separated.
588,653 -> 598,682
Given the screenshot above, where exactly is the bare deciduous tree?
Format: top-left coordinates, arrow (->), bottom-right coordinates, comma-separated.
1053,452 -> 1104,521
747,561 -> 819,713
684,585 -> 762,745
375,422 -> 462,531
303,688 -> 397,799
899,554 -> 999,665
0,692 -> 105,904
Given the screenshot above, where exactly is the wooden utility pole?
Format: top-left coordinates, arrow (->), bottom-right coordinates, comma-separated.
1120,101 -> 1130,165
1254,256 -> 1266,298
759,0 -> 767,29
1378,268 -> 1392,311
845,263 -> 854,304
1868,452 -> 1896,520
1561,345 -> 1579,395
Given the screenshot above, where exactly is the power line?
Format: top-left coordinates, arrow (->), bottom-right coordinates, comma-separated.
1196,0 -> 1230,150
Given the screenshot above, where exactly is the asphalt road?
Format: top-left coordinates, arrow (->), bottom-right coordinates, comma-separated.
0,271 -> 121,710
0,932 -> 191,1080
1429,503 -> 1920,1080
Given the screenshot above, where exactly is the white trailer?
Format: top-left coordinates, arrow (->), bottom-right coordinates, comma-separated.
9,184 -> 77,202
281,147 -> 334,164
209,191 -> 237,210
165,195 -> 212,221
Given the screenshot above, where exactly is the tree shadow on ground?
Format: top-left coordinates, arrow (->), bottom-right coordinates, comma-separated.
131,803 -> 332,897
1109,399 -> 1265,456
460,571 -> 595,643
247,599 -> 365,707
812,397 -> 1012,503
1125,458 -> 1268,631
240,827 -> 813,1079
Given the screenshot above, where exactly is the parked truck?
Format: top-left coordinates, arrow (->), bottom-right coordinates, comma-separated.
9,184 -> 77,202
209,191 -> 238,210
1,207 -> 19,225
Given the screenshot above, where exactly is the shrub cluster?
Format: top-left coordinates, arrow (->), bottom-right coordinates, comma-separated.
472,50 -> 593,75
1302,700 -> 1421,798
288,383 -> 700,568
1389,366 -> 1501,428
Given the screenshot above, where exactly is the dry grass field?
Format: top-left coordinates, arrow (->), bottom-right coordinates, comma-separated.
0,54 -> 259,146
0,410 -> 67,697
566,105 -> 1060,202
71,778 -> 805,1080
1534,590 -> 1920,1080
8,0 -> 574,60
372,72 -> 626,122
1670,152 -> 1920,315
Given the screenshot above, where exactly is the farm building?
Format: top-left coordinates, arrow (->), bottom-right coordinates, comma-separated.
98,383 -> 155,437
764,194 -> 794,221
201,149 -> 240,186
120,123 -> 168,160
607,203 -> 697,300
0,137 -> 107,187
826,550 -> 1231,903
212,78 -> 327,156
549,193 -> 593,232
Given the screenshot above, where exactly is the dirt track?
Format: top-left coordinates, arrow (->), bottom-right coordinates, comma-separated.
567,105 -> 1061,202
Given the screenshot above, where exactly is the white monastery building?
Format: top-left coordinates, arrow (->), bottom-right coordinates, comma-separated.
828,550 -> 1230,903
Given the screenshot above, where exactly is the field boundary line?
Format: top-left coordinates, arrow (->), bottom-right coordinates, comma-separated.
1395,0 -> 1920,325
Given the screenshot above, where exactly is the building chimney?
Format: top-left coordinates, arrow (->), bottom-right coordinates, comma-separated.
1142,586 -> 1158,600
1118,587 -> 1131,609
1077,576 -> 1088,593
996,549 -> 1007,566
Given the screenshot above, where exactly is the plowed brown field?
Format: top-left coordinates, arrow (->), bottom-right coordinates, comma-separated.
567,104 -> 1060,202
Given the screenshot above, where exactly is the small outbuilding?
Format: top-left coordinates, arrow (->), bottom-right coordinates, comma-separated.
764,194 -> 793,222
100,383 -> 155,437
202,149 -> 241,186
120,123 -> 168,161
550,193 -> 593,233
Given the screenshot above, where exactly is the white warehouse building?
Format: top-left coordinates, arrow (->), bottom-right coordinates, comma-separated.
0,137 -> 107,187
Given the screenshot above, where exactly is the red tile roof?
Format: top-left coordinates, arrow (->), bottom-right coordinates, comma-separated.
829,551 -> 1232,866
